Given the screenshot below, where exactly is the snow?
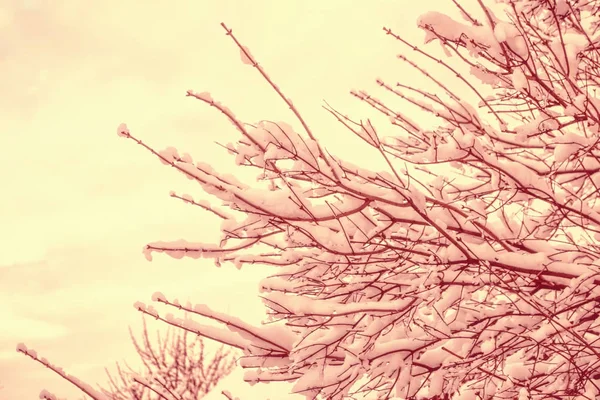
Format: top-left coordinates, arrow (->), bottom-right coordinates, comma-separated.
192,302 -> 294,352
452,385 -> 478,400
493,22 -> 519,43
480,339 -> 495,355
151,291 -> 166,302
19,1 -> 600,399
186,90 -> 213,102
504,362 -> 531,381
133,301 -> 146,311
17,345 -> 109,400
511,68 -> 527,91
116,122 -> 129,138
265,292 -> 413,317
145,305 -> 159,318
157,146 -> 180,165
554,143 -> 579,163
418,10 -> 502,58
240,45 -> 254,65
417,344 -> 451,368
160,312 -> 252,351
39,389 -> 58,400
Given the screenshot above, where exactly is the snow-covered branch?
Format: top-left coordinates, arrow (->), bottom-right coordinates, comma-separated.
24,1 -> 600,399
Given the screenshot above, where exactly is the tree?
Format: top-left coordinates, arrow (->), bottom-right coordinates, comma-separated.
16,316 -> 236,400
18,0 -> 600,399
100,316 -> 237,400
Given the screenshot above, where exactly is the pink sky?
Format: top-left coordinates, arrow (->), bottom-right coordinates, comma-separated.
0,1 -> 444,398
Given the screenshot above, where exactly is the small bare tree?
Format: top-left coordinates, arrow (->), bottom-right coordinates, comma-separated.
15,315 -> 236,400
101,316 -> 237,400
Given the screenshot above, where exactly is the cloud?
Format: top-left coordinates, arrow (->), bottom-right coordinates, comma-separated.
0,309 -> 68,341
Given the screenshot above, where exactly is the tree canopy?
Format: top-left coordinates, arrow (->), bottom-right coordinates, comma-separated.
20,0 -> 600,399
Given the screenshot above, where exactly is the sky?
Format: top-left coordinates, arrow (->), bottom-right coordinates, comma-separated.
0,0 -> 456,398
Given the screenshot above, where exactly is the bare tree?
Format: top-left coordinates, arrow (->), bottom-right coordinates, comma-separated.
19,0 -> 600,399
16,316 -> 237,400
101,316 -> 237,400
